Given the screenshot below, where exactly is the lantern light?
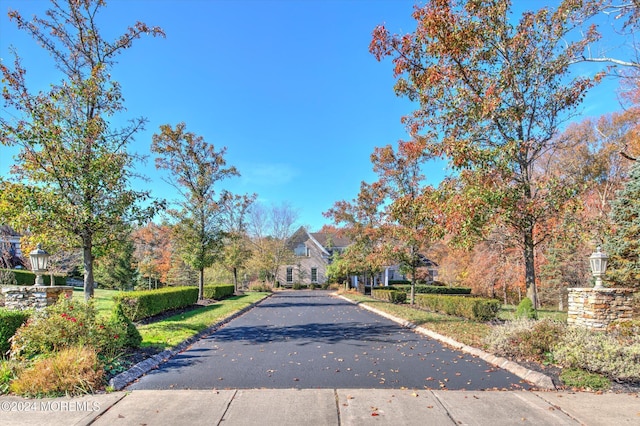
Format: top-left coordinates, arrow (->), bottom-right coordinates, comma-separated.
29,243 -> 50,286
589,247 -> 608,289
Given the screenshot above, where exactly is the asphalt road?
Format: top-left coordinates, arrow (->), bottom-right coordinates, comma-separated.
128,291 -> 529,391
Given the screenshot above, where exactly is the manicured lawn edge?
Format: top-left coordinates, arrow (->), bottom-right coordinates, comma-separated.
337,293 -> 555,390
108,293 -> 271,390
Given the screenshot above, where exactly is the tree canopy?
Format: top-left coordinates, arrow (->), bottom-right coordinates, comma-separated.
151,122 -> 239,300
370,0 -> 603,306
0,0 -> 164,299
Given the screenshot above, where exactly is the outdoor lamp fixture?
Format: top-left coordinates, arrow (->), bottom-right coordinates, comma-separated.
29,243 -> 50,286
589,246 -> 609,289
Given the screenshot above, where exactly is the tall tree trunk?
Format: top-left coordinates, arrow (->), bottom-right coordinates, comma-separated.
232,266 -> 238,293
410,261 -> 417,305
524,227 -> 537,308
198,268 -> 204,300
83,236 -> 94,300
410,277 -> 416,305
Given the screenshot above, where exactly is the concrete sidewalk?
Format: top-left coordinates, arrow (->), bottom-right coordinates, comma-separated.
1,389 -> 638,425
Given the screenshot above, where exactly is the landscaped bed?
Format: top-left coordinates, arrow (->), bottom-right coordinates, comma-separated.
1,289 -> 270,396
342,290 -> 640,393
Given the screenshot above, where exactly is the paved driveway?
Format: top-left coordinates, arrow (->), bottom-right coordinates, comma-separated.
129,291 -> 528,390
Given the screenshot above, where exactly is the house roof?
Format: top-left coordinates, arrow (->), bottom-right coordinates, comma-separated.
413,253 -> 438,268
287,227 -> 352,257
310,232 -> 351,249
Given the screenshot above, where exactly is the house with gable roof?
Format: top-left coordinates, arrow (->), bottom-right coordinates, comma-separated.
277,226 -> 351,286
277,226 -> 438,288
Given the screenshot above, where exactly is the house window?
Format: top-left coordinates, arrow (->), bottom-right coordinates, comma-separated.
294,244 -> 309,257
311,268 -> 318,283
286,267 -> 293,283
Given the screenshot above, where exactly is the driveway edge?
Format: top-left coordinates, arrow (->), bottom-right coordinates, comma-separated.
336,294 -> 556,390
108,294 -> 272,391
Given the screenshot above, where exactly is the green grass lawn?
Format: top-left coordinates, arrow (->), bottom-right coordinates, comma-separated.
498,304 -> 568,322
73,288 -> 119,316
138,292 -> 269,349
342,293 -> 492,348
342,293 -> 569,349
72,289 -> 269,349
73,287 -> 269,349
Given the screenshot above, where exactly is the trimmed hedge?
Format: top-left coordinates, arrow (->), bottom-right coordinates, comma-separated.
112,287 -> 199,322
0,309 -> 31,356
415,294 -> 500,321
203,284 -> 235,300
1,269 -> 67,286
388,280 -> 411,285
372,289 -> 407,304
394,284 -> 472,295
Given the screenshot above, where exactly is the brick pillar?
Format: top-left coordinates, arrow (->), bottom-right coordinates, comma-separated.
567,287 -> 635,330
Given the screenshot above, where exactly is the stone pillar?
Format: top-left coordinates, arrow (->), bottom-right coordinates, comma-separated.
1,285 -> 74,311
567,287 -> 635,330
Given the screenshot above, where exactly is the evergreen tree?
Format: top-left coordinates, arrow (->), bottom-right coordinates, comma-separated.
604,161 -> 640,288
93,238 -> 137,291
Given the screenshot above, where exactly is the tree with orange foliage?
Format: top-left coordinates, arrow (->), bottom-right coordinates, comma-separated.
370,0 -> 601,307
324,181 -> 387,289
132,222 -> 173,288
371,139 -> 442,304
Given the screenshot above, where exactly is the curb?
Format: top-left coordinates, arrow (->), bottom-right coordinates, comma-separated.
108,294 -> 272,390
336,294 -> 556,390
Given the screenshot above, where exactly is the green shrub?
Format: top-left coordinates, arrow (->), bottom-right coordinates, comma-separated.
9,295 -> 128,360
1,269 -> 67,286
372,289 -> 407,304
203,284 -> 235,300
292,283 -> 306,290
0,269 -> 17,286
553,326 -> 640,382
0,359 -> 21,394
485,318 -> 566,361
10,346 -> 104,397
560,368 -> 611,391
248,282 -> 272,292
388,280 -> 411,286
415,294 -> 500,321
0,309 -> 31,357
515,297 -> 538,319
110,303 -> 142,348
394,284 -> 472,295
112,286 -> 199,321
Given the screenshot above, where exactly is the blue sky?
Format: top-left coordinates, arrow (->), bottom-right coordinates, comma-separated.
0,0 -> 627,231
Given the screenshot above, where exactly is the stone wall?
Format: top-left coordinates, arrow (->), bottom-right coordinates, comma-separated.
1,285 -> 74,311
567,287 -> 635,330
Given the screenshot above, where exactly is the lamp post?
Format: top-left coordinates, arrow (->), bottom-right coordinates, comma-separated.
589,247 -> 608,289
29,243 -> 50,286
